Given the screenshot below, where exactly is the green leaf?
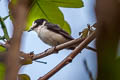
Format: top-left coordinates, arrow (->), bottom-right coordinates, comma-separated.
62,21 -> 71,34
0,36 -> 5,40
0,46 -> 6,52
80,28 -> 89,38
0,17 -> 10,40
25,0 -> 64,30
0,63 -> 5,80
18,74 -> 31,80
3,15 -> 10,21
44,0 -> 84,8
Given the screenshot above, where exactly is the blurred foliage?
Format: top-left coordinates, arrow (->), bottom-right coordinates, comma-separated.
80,28 -> 89,38
18,74 -> 30,80
0,16 -> 7,79
25,0 -> 84,34
0,63 -> 5,80
26,0 -> 64,31
61,21 -> 71,34
80,24 -> 95,38
0,16 -> 9,52
49,0 -> 84,8
0,16 -> 10,41
0,46 -> 6,52
21,58 -> 32,65
3,15 -> 10,21
96,0 -> 120,80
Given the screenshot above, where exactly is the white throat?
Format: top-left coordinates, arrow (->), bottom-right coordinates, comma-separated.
34,21 -> 47,33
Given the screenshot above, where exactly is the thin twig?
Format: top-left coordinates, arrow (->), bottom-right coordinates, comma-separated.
86,46 -> 97,52
38,30 -> 96,80
3,15 -> 10,21
83,59 -> 93,80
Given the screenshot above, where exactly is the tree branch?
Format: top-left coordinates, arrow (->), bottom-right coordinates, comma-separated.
86,46 -> 97,52
84,59 -> 93,80
32,38 -> 85,60
5,0 -> 32,80
38,30 -> 96,80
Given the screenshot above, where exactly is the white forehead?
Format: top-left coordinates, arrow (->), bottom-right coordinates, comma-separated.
30,20 -> 47,29
42,21 -> 46,25
31,21 -> 37,28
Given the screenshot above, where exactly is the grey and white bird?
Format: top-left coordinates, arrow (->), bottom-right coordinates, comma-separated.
28,19 -> 78,50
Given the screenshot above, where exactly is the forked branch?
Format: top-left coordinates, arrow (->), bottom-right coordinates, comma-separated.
38,30 -> 96,80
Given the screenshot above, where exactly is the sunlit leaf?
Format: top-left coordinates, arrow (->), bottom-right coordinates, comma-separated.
26,0 -> 64,31
62,21 -> 71,34
0,46 -> 6,52
0,63 -> 5,80
45,0 -> 84,8
0,36 -> 5,40
18,74 -> 30,80
80,28 -> 89,38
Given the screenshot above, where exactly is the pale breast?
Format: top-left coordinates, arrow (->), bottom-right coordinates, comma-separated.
38,26 -> 69,46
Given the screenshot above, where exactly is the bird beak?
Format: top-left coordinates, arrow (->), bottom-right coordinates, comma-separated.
28,22 -> 37,32
28,29 -> 32,32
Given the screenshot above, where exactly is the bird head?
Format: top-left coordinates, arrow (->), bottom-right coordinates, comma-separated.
28,19 -> 47,32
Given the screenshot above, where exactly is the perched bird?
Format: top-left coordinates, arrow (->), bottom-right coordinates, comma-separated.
28,19 -> 77,50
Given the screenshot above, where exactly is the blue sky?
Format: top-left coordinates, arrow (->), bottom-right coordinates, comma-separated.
0,0 -> 97,80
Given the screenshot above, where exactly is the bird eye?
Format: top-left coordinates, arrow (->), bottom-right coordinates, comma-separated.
30,22 -> 37,29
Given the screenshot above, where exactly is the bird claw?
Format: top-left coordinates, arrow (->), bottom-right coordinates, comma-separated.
44,47 -> 58,53
53,46 -> 58,53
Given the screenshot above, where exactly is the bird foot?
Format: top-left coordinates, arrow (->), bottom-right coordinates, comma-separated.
53,46 -> 59,53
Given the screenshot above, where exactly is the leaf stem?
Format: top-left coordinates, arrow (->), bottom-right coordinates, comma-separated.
3,15 -> 10,21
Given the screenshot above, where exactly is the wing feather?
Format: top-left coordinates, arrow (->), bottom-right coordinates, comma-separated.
45,23 -> 74,40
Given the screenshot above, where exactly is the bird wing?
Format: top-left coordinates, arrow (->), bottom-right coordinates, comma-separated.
46,23 -> 74,40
